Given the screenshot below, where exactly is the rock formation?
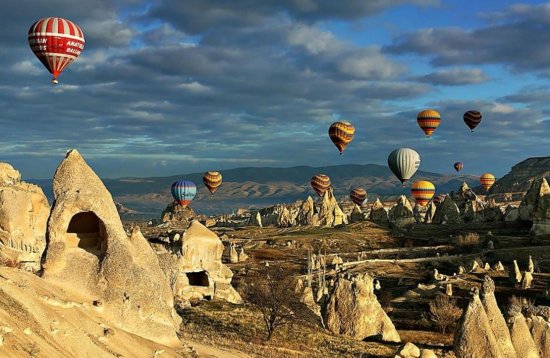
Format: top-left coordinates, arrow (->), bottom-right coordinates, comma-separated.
451,182 -> 483,222
388,196 -> 416,229
229,243 -> 239,263
453,289 -> 503,358
529,178 -> 550,235
169,220 -> 242,305
295,196 -> 317,225
317,187 -> 348,227
161,201 -> 196,226
508,308 -> 540,358
490,157 -> 550,194
41,150 -> 181,346
529,255 -> 535,273
423,201 -> 437,224
397,342 -> 420,358
512,260 -> 523,284
369,199 -> 389,224
245,192 -> 347,228
238,247 -> 248,262
481,276 -> 517,358
505,205 -> 520,222
325,273 -> 400,342
348,204 -> 366,223
527,315 -> 550,357
519,177 -> 550,222
433,195 -> 461,224
522,271 -> 534,289
0,163 -> 50,271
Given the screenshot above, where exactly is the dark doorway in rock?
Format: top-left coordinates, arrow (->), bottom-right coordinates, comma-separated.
66,212 -> 107,257
186,271 -> 209,287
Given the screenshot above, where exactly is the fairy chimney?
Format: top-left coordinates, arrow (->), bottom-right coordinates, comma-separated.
174,220 -> 242,304
41,150 -> 181,346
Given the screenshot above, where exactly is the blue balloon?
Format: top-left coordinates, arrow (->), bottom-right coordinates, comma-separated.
171,180 -> 196,207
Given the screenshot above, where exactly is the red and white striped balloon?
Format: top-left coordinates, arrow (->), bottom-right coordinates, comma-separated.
28,17 -> 85,84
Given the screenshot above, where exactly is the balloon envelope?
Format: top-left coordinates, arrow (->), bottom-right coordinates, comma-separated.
454,162 -> 464,173
203,171 -> 222,194
328,121 -> 355,155
28,17 -> 85,83
411,180 -> 435,206
463,110 -> 482,132
171,180 -> 197,206
387,148 -> 421,184
311,174 -> 331,197
480,173 -> 495,191
350,188 -> 367,206
417,109 -> 441,137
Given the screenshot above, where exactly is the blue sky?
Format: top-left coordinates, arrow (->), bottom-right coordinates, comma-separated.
1,0 -> 549,179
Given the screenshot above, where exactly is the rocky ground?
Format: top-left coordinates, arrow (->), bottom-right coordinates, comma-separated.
133,216 -> 550,357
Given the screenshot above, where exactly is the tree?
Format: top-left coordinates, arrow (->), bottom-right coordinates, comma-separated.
246,266 -> 303,340
429,294 -> 463,334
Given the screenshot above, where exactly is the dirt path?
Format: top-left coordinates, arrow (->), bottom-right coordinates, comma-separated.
185,339 -> 251,357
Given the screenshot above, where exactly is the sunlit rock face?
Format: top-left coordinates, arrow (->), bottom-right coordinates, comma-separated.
41,149 -> 181,346
0,162 -> 49,271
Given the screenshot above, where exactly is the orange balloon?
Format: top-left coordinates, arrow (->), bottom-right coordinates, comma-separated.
203,171 -> 222,194
411,180 -> 435,206
328,121 -> 355,155
417,109 -> 441,137
480,173 -> 495,191
311,174 -> 331,197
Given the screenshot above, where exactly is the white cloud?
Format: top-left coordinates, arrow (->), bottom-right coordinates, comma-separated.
11,61 -> 42,76
178,81 -> 213,93
489,102 -> 515,114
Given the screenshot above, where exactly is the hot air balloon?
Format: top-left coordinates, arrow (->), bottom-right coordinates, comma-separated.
350,188 -> 367,207
463,110 -> 482,132
480,173 -> 495,191
328,121 -> 355,155
171,180 -> 196,207
28,17 -> 85,84
311,174 -> 331,197
203,171 -> 222,194
417,109 -> 441,137
387,148 -> 421,186
454,162 -> 464,173
411,181 -> 435,206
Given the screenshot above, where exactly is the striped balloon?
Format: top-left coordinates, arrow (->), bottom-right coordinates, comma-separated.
417,109 -> 441,137
28,17 -> 85,84
480,173 -> 495,191
203,171 -> 222,194
311,174 -> 331,197
171,181 -> 197,207
463,110 -> 482,132
328,121 -> 355,155
350,188 -> 367,206
387,148 -> 421,185
454,162 -> 464,173
411,181 -> 436,206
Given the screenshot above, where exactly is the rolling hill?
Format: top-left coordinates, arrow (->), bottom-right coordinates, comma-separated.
30,163 -> 479,217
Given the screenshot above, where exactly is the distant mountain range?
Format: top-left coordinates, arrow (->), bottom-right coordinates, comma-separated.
29,163 -> 480,217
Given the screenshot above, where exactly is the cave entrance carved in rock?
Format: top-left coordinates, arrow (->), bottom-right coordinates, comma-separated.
66,212 -> 107,257
186,271 -> 210,287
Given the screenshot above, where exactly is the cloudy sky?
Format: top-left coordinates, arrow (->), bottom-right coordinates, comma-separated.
1,0 -> 549,179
